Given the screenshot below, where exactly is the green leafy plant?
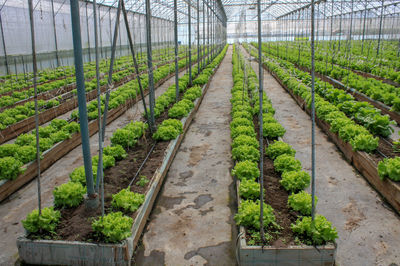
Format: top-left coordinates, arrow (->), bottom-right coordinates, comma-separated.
378,157 -> 400,181
231,160 -> 260,181
104,145 -> 127,160
280,170 -> 310,192
53,181 -> 86,208
231,125 -> 256,139
22,207 -> 61,234
111,187 -> 145,213
230,118 -> 254,130
15,145 -> 37,164
291,215 -> 338,245
239,179 -> 261,200
288,191 -> 317,216
232,145 -> 260,162
273,154 -> 302,173
350,134 -> 379,153
92,212 -> 133,243
110,129 -> 138,148
69,165 -> 98,185
232,135 -> 259,149
266,140 -> 296,159
263,122 -> 286,138
0,157 -> 23,180
152,119 -> 183,141
92,154 -> 115,169
234,200 -> 277,230
136,175 -> 149,187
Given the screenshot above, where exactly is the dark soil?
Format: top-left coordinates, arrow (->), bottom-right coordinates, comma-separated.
49,103 -> 174,243
368,138 -> 398,165
249,116 -> 298,247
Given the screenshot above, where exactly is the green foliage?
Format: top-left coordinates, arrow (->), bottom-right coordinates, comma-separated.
291,215 -> 338,245
50,130 -> 71,143
104,145 -> 127,161
234,200 -> 277,230
239,179 -> 261,200
231,126 -> 256,140
15,145 -> 37,164
232,135 -> 259,149
111,129 -> 137,148
0,157 -> 23,180
273,154 -> 302,174
111,187 -> 145,213
288,191 -> 317,216
136,175 -> 149,187
266,141 -> 296,160
69,165 -> 98,185
232,145 -> 260,162
230,118 -> 254,130
168,101 -> 191,118
231,160 -> 260,181
152,119 -> 183,141
22,207 -> 61,234
263,122 -> 286,138
350,134 -> 379,153
92,154 -> 115,169
53,181 -> 86,208
280,170 -> 311,192
92,212 -> 133,243
378,157 -> 400,181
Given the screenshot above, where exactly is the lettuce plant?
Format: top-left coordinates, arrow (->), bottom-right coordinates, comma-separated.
153,119 -> 183,141
288,191 -> 317,216
22,207 -> 61,234
69,165 -> 98,185
53,181 -> 86,208
239,179 -> 261,200
231,160 -> 260,181
378,157 -> 400,181
92,154 -> 115,169
234,200 -> 277,230
273,154 -> 302,173
232,145 -> 260,162
232,135 -> 259,149
92,212 -> 133,243
104,145 -> 127,160
266,140 -> 296,159
231,125 -> 256,139
0,157 -> 23,180
291,215 -> 337,245
111,187 -> 145,213
280,170 -> 310,192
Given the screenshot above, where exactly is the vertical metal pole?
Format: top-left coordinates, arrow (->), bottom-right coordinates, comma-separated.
121,1 -> 149,126
338,0 -> 343,51
145,0 -> 155,131
188,1 -> 192,86
109,8 -> 112,57
0,14 -> 9,75
50,0 -> 60,67
202,0 -> 205,68
207,0 -> 210,64
70,0 -> 96,199
85,2 -> 92,62
99,6 -> 103,58
92,0 -> 102,195
28,0 -> 41,215
376,0 -> 385,56
174,0 -> 179,102
257,0 -> 265,243
197,0 -> 200,68
361,3 -> 367,53
311,0 -> 316,222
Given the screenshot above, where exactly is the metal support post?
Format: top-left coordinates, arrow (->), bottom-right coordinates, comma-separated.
145,0 -> 156,131
174,0 -> 179,102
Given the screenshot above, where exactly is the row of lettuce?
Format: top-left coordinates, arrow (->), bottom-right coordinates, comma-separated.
231,45 -> 337,246
255,42 -> 400,112
0,49 -> 207,181
275,40 -> 399,83
243,44 -> 400,183
0,46 -> 183,97
0,48 -> 189,130
21,44 -> 228,243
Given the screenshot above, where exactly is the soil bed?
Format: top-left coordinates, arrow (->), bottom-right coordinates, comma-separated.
29,100 -> 177,243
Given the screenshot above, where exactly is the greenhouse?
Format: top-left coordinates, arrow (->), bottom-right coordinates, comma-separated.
0,0 -> 399,265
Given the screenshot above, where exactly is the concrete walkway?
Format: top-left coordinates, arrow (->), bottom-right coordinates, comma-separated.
134,47 -> 236,265
241,45 -> 400,266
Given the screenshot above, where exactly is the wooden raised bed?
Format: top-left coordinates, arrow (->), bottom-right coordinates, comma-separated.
259,57 -> 400,214
16,53 -> 223,266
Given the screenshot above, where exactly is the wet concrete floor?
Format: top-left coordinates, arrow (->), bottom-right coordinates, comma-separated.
134,47 -> 236,266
